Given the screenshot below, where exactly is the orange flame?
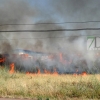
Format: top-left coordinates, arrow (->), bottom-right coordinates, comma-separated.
0,58 -> 5,63
73,73 -> 78,76
53,68 -> 58,75
26,72 -> 30,74
9,63 -> 15,74
73,71 -> 87,76
81,72 -> 87,76
26,68 -> 58,76
44,69 -> 51,74
20,54 -> 29,59
59,53 -> 67,65
37,69 -> 40,74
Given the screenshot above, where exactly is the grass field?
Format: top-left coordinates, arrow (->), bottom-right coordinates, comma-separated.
0,67 -> 100,100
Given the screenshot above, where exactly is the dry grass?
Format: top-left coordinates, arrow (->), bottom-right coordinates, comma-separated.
0,68 -> 100,100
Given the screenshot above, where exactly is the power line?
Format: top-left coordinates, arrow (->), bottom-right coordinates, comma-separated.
0,34 -> 99,40
0,21 -> 100,26
1,28 -> 100,32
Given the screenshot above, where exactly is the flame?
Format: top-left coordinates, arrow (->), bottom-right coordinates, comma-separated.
0,58 -> 5,63
26,68 -> 58,76
37,69 -> 40,74
26,72 -> 30,74
81,72 -> 87,76
73,70 -> 87,76
53,68 -> 58,75
44,68 -> 58,75
59,53 -> 65,64
0,58 -> 5,68
9,63 -> 15,74
44,69 -> 51,74
20,54 -> 29,59
73,73 -> 78,76
26,68 -> 41,75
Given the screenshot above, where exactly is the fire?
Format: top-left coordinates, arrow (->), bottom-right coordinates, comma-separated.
44,69 -> 51,74
20,53 -> 29,59
37,69 -> 40,74
26,68 -> 41,75
0,57 -> 5,68
9,63 -> 15,74
81,72 -> 87,76
73,70 -> 87,76
26,68 -> 58,76
0,58 -> 5,63
44,68 -> 58,75
26,72 -> 30,74
73,73 -> 78,76
59,53 -> 66,64
24,54 -> 29,58
53,68 -> 58,75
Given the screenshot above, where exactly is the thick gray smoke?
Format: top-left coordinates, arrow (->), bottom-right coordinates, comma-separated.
36,0 -> 100,22
0,0 -> 35,53
0,0 -> 100,73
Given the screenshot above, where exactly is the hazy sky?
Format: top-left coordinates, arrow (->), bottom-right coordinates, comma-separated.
1,0 -> 100,24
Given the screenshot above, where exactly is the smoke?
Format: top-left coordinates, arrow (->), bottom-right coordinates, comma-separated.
0,0 -> 34,24
0,42 -> 13,54
36,0 -> 100,22
0,0 -> 35,53
0,0 -> 100,73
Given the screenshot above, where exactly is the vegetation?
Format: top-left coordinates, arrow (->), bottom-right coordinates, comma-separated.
0,67 -> 100,100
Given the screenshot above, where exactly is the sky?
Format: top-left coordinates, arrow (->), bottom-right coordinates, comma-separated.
0,0 -> 100,24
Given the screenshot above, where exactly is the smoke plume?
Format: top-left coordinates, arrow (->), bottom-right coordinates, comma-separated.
0,0 -> 100,73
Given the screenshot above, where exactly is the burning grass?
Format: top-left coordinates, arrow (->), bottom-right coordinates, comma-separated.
0,67 -> 100,100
